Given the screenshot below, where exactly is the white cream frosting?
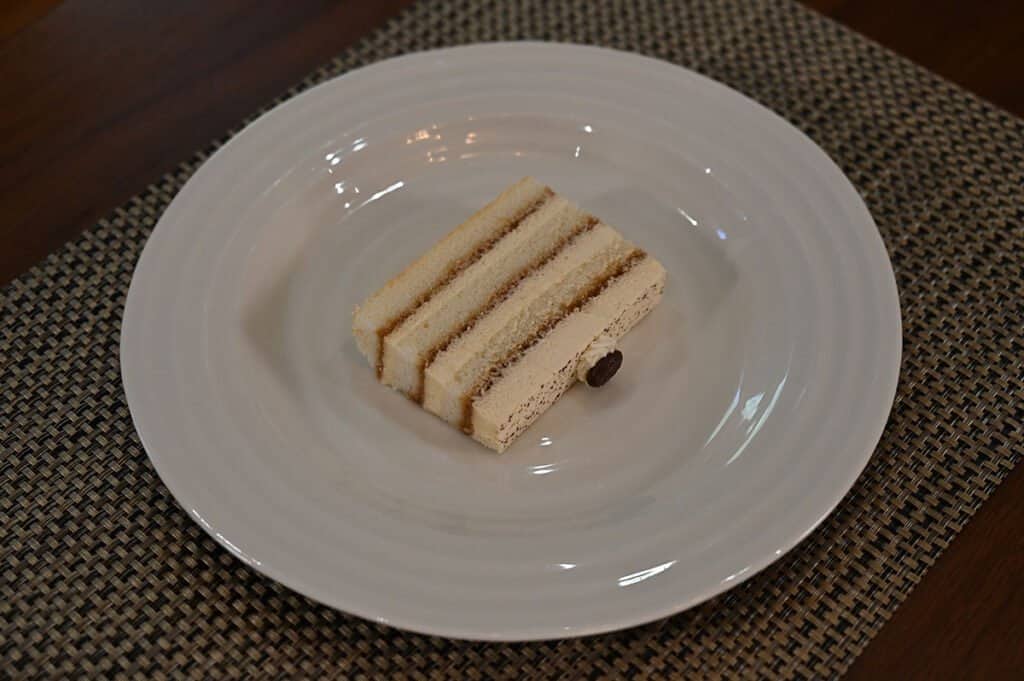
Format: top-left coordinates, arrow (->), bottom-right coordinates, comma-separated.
576,333 -> 617,383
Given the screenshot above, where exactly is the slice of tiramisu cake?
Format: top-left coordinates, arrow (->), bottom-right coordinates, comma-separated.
353,177 -> 666,452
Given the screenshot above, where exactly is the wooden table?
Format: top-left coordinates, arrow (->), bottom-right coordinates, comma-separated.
3,2 -> 1021,677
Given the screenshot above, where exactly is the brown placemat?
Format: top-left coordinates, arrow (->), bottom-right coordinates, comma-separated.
3,0 -> 1023,678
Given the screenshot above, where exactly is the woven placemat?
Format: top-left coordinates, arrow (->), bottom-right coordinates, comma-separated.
3,0 -> 1023,678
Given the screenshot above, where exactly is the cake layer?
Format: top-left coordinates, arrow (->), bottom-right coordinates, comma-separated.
470,256 -> 666,452
422,224 -> 638,425
352,176 -> 550,369
381,196 -> 593,399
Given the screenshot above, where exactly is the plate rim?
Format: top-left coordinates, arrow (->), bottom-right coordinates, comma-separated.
121,41 -> 903,641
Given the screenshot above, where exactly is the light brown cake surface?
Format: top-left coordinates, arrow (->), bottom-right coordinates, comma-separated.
352,177 -> 666,452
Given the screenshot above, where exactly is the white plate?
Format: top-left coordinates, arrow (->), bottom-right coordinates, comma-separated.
122,43 -> 901,640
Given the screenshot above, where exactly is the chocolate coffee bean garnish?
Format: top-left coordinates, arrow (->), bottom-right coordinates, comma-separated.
585,350 -> 623,387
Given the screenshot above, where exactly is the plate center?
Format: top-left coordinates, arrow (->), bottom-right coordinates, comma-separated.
241,114 -> 755,527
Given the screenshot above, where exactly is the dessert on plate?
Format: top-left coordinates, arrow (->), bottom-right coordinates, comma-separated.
353,177 -> 665,452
